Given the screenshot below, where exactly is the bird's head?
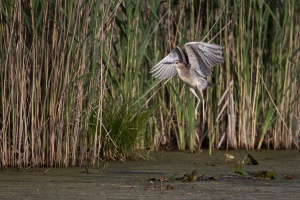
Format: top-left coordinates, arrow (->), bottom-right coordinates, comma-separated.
164,60 -> 182,68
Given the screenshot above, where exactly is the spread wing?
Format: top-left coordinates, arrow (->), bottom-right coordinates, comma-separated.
150,47 -> 188,80
185,42 -> 223,77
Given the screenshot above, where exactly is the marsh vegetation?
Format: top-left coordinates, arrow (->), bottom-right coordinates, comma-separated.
0,0 -> 299,167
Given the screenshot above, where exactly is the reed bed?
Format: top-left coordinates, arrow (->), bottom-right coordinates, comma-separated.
0,0 -> 299,167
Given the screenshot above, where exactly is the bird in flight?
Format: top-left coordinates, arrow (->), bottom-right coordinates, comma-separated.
150,42 -> 223,121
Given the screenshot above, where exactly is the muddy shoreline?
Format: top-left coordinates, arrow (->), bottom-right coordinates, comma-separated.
1,150 -> 299,199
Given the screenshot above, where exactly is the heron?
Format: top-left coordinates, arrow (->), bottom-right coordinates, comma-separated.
150,42 -> 223,121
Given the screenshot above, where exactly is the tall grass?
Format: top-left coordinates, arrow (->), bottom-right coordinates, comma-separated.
0,0 -> 299,167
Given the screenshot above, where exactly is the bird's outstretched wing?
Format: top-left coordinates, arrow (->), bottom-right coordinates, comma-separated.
150,47 -> 187,80
185,42 -> 223,77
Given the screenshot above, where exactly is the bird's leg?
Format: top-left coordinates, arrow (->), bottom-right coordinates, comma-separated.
199,90 -> 206,123
189,88 -> 200,119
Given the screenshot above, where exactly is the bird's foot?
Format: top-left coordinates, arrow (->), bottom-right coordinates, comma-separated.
194,110 -> 198,120
202,113 -> 206,123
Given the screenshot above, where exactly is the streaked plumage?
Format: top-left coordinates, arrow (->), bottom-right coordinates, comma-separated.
150,42 -> 223,121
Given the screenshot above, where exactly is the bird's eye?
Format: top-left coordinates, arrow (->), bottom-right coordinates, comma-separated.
175,61 -> 179,64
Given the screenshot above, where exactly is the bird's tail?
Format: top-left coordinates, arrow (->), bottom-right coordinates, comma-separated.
207,81 -> 214,87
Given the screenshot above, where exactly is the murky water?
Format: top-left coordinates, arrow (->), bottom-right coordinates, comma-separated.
0,150 -> 299,199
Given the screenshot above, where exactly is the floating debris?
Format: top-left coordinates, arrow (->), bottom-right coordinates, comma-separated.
224,153 -> 235,162
247,154 -> 259,165
81,168 -> 91,174
165,184 -> 174,190
232,163 -> 250,177
250,170 -> 283,180
168,172 -> 179,181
